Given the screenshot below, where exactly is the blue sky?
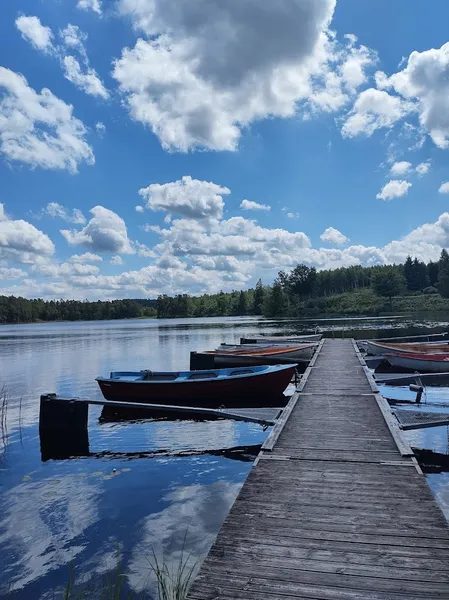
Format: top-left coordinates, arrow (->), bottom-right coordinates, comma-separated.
1,0 -> 449,299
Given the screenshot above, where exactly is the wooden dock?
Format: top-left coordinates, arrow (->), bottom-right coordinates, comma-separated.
187,339 -> 449,600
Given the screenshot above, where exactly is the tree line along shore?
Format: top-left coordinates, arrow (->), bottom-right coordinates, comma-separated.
2,251 -> 449,324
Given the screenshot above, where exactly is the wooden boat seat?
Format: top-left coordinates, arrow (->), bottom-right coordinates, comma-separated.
142,371 -> 178,381
188,372 -> 218,380
229,369 -> 254,376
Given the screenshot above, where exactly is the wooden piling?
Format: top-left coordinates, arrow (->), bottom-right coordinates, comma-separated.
189,351 -> 217,370
39,394 -> 89,460
39,393 -> 89,433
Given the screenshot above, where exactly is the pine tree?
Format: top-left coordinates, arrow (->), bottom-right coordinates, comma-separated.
404,256 -> 414,290
413,258 -> 429,290
438,249 -> 449,298
427,261 -> 439,287
237,290 -> 247,315
263,281 -> 289,317
253,278 -> 264,315
288,264 -> 317,298
372,268 -> 405,309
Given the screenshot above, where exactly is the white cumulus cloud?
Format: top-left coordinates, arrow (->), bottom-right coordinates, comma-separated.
416,161 -> 431,176
45,202 -> 86,224
320,227 -> 348,245
59,24 -> 88,61
377,42 -> 449,149
95,122 -> 106,136
240,200 -> 271,212
62,56 -> 109,99
377,179 -> 412,200
61,206 -> 134,254
0,267 -> 27,280
439,182 -> 449,194
139,176 -> 230,220
77,0 -> 102,15
390,161 -> 411,176
341,88 -> 414,138
113,0 -> 376,151
15,15 -> 54,53
0,67 -> 94,172
69,252 -> 103,263
110,255 -> 124,265
34,261 -> 100,277
0,203 -> 55,263
17,17 -> 108,101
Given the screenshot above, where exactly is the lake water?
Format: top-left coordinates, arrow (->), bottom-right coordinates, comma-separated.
1,315 -> 449,598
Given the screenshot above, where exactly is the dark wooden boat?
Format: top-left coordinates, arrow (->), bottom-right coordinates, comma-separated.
96,364 -> 296,408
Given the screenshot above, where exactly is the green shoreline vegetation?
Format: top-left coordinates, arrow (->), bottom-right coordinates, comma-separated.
2,251 -> 449,324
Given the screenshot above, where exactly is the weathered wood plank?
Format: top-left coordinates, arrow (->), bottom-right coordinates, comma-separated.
221,514 -> 449,542
218,525 -> 449,551
230,500 -> 447,525
268,449 -> 407,462
209,540 -> 449,572
191,574 -> 449,600
199,563 -> 449,594
240,480 -> 435,501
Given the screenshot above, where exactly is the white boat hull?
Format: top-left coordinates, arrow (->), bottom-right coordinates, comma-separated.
242,334 -> 322,343
364,341 -> 387,356
365,340 -> 449,356
386,354 -> 449,373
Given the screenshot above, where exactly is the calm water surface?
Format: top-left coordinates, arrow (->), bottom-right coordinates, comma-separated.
1,315 -> 449,598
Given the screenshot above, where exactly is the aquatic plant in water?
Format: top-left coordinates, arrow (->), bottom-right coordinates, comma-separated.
149,545 -> 201,600
62,543 -> 201,600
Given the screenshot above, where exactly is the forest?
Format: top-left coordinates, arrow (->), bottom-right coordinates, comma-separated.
1,251 -> 449,323
0,297 -> 157,324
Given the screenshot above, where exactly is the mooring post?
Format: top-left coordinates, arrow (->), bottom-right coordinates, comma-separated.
409,384 -> 424,404
189,351 -> 217,370
39,394 -> 89,460
39,393 -> 89,432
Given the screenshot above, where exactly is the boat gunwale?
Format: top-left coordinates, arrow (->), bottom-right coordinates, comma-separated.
205,344 -> 315,357
367,340 -> 449,354
96,363 -> 297,385
385,352 -> 449,362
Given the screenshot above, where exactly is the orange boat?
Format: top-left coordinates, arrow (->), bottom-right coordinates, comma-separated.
205,343 -> 316,366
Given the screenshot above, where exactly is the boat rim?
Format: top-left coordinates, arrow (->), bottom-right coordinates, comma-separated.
96,363 -> 297,384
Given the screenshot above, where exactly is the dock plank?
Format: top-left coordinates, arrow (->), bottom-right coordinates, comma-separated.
187,339 -> 449,600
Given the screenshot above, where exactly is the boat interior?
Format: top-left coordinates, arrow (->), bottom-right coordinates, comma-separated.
108,367 -> 268,382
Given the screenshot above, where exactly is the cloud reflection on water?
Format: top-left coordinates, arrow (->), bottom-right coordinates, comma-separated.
0,474 -> 101,594
127,479 -> 242,594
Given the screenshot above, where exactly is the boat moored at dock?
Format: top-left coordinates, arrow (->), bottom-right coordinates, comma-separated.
218,342 -> 317,360
205,343 -> 316,366
96,364 -> 297,408
241,333 -> 322,344
365,340 -> 449,356
386,352 -> 449,373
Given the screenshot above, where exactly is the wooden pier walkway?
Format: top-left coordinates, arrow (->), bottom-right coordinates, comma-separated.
187,339 -> 449,600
